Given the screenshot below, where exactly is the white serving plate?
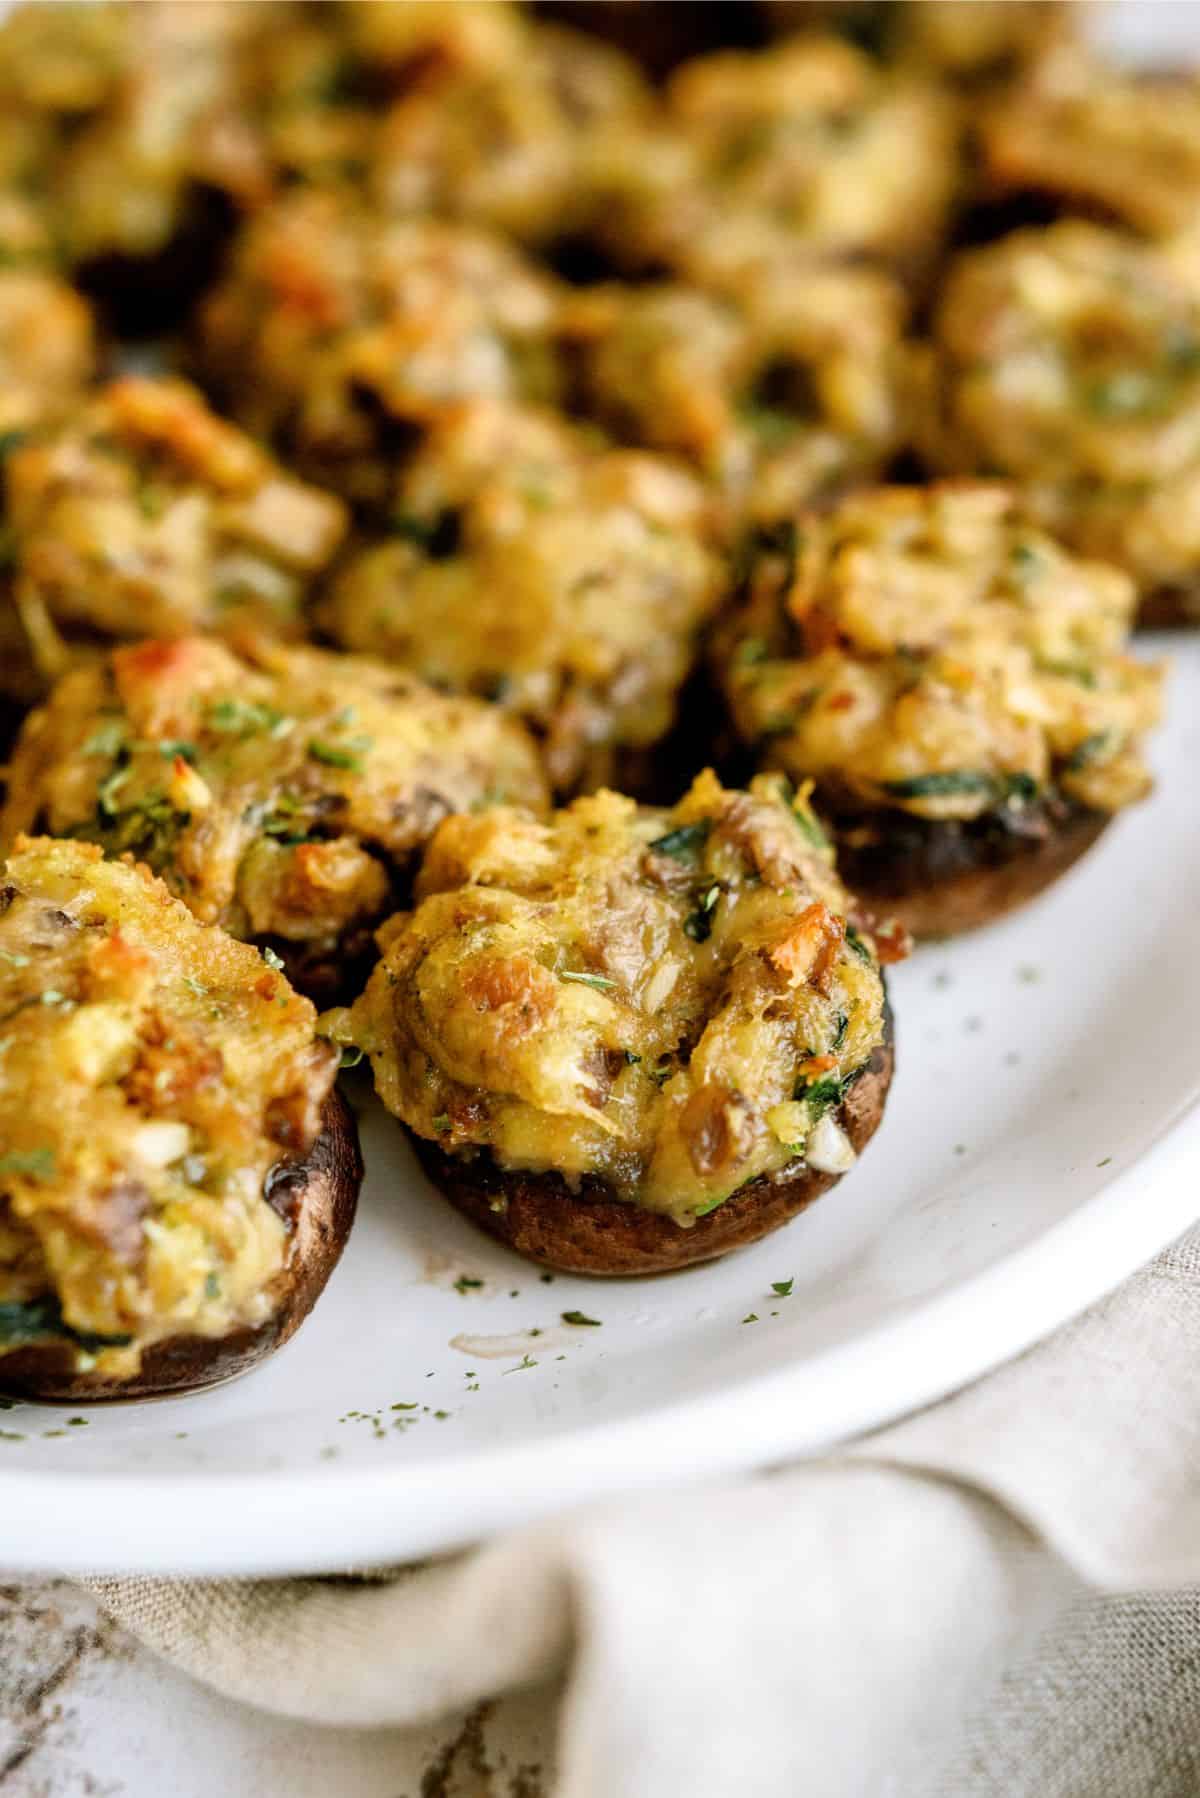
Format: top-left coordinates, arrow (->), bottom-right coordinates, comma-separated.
0,636 -> 1194,1576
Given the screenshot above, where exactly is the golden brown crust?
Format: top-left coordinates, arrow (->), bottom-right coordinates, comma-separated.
412,1017 -> 893,1276
0,1088 -> 362,1402
829,801 -> 1107,940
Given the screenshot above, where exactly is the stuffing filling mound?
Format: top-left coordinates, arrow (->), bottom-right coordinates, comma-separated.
917,223 -> 1200,604
195,194 -> 566,506
0,837 -> 337,1379
368,16 -> 650,245
329,771 -> 899,1225
981,56 -> 1200,239
0,194 -> 95,440
322,401 -> 724,794
586,34 -> 959,285
561,265 -> 906,525
1,634 -> 548,980
714,484 -> 1163,824
2,375 -> 347,694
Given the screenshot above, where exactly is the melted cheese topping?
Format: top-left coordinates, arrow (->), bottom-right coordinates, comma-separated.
331,772 -> 892,1223
323,402 -> 724,793
0,838 -> 336,1376
919,223 -> 1200,599
715,484 -> 1163,823
2,635 -> 548,961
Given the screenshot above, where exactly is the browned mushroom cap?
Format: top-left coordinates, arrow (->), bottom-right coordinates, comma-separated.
0,1089 -> 362,1403
825,799 -> 1108,941
412,1016 -> 893,1277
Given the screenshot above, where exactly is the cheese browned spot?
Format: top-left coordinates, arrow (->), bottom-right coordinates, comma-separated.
714,483 -> 1163,825
0,837 -> 338,1379
1,634 -> 549,981
329,771 -> 892,1223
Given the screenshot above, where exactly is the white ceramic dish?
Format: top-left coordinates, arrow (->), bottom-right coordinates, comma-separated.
0,634 -> 1195,1575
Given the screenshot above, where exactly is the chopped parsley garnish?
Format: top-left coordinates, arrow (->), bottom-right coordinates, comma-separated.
97,764 -> 131,817
683,884 -> 721,943
82,719 -> 126,758
559,969 -> 616,991
503,1354 -> 538,1374
771,1278 -> 794,1298
1009,541 -> 1043,579
845,924 -> 873,963
156,739 -> 198,763
259,793 -> 313,845
1083,372 -> 1158,417
454,1275 -> 484,1294
790,802 -> 830,853
182,976 -> 208,998
308,737 -> 371,773
795,1072 -> 847,1118
0,1148 -> 55,1182
206,698 -> 290,738
204,1272 -> 221,1299
883,770 -> 1038,807
1005,772 -> 1039,804
734,635 -> 769,669
261,946 -> 286,972
648,820 -> 711,860
338,1044 -> 365,1069
0,1295 -> 131,1352
561,1310 -> 601,1327
432,1113 -> 451,1133
742,1313 -> 759,1324
737,399 -> 800,447
882,771 -> 1003,801
622,1049 -> 642,1065
832,1011 -> 849,1051
1067,731 -> 1117,772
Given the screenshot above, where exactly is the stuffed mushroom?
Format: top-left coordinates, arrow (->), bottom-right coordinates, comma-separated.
368,16 -> 649,248
713,483 -> 1164,938
194,193 -> 565,507
326,770 -> 900,1275
980,55 -> 1200,241
1,375 -> 347,700
561,265 -> 906,526
1,634 -> 548,1000
586,34 -> 959,286
915,222 -> 1200,623
321,401 -> 724,794
0,836 -> 361,1400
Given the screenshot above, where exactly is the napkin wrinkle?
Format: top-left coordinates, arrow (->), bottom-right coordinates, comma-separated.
85,1220 -> 1200,1797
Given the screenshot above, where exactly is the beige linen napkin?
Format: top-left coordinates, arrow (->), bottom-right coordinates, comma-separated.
89,1221 -> 1200,1797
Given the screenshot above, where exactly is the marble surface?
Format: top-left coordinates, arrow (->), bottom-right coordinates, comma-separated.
0,1583 -> 554,1798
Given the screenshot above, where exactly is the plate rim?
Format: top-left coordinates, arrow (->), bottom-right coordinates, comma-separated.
4,1085 -> 1197,1577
